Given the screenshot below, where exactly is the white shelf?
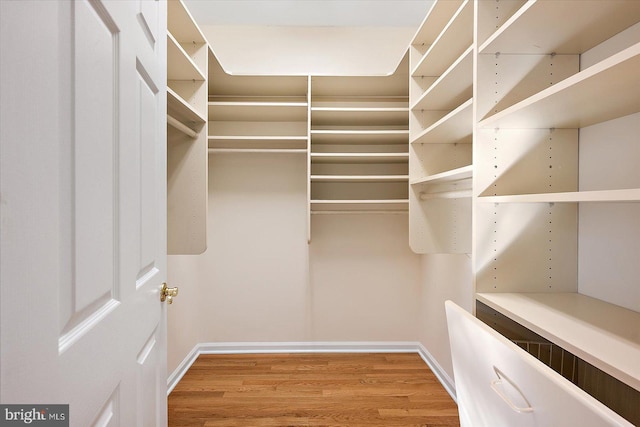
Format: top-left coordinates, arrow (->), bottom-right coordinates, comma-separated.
480,0 -> 640,54
311,97 -> 408,108
310,56 -> 409,98
207,136 -> 307,151
208,148 -> 306,154
167,32 -> 206,81
208,135 -> 306,142
168,0 -> 207,45
479,42 -> 640,129
411,0 -> 473,77
310,199 -> 409,212
411,98 -> 473,144
311,175 -> 408,182
311,153 -> 408,163
478,189 -> 640,204
310,130 -> 409,145
311,107 -> 409,127
476,292 -> 640,391
410,165 -> 472,186
167,87 -> 206,124
411,45 -> 473,111
208,102 -> 308,121
412,0 -> 465,48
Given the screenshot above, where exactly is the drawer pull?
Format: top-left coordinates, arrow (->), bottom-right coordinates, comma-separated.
490,367 -> 534,414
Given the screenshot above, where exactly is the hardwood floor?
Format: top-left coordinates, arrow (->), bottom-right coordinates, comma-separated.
168,353 -> 460,426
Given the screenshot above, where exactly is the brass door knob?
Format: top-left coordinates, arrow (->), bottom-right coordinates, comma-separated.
161,282 -> 179,304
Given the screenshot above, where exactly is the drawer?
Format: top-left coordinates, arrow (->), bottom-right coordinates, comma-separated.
445,301 -> 632,426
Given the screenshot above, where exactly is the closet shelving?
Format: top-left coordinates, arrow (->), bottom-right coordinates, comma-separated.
308,55 -> 410,229
310,130 -> 409,145
473,0 -> 640,403
166,0 -> 208,255
410,165 -> 472,187
478,43 -> 640,130
207,51 -> 308,153
408,0 -> 473,254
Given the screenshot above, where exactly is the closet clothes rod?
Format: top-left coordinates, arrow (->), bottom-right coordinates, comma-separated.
167,114 -> 198,138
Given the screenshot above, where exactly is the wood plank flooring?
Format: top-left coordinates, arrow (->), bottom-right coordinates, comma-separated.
168,353 -> 460,426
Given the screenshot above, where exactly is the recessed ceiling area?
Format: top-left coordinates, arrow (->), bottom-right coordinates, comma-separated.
182,0 -> 435,75
183,0 -> 434,28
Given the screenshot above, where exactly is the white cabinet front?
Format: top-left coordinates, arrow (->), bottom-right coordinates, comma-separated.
445,301 -> 631,427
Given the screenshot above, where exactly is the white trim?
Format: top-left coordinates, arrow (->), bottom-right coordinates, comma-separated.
167,344 -> 200,394
167,341 -> 457,403
197,341 -> 418,354
416,342 -> 457,403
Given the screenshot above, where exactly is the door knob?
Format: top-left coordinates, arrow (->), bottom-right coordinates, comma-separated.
161,282 -> 179,304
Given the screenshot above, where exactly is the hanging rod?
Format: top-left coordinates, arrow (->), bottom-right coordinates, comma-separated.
167,114 -> 197,138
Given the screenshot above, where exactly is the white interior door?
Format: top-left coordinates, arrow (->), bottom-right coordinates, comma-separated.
1,1 -> 168,425
445,301 -> 631,427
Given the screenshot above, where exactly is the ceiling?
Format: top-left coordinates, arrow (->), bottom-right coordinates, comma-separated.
183,0 -> 434,28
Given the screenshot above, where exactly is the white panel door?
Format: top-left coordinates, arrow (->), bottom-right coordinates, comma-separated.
0,1 -> 168,425
445,301 -> 631,427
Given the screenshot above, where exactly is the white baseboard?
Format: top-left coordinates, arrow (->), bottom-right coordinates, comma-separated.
416,342 -> 457,402
197,341 -> 418,354
168,341 -> 456,402
167,345 -> 200,395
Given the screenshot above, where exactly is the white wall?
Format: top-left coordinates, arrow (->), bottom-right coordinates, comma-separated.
202,25 -> 414,75
417,254 -> 473,382
309,215 -> 421,341
168,154 -> 422,374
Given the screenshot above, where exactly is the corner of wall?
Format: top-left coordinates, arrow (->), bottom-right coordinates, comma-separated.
417,253 -> 473,389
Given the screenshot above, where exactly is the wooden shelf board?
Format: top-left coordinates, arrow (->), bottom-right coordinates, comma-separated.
210,102 -> 308,107
410,165 -> 473,186
411,98 -> 473,144
310,59 -> 409,98
312,108 -> 409,126
310,199 -> 409,212
208,148 -> 306,154
311,98 -> 408,108
208,135 -> 307,150
311,153 -> 408,164
210,95 -> 307,103
311,130 -> 409,144
478,189 -> 640,204
311,107 -> 408,113
411,45 -> 473,111
480,0 -> 640,54
412,0 -> 465,47
311,175 -> 408,182
208,102 -> 308,121
479,42 -> 640,129
168,0 -> 207,44
412,0 -> 473,77
167,32 -> 206,81
476,292 -> 640,391
208,135 -> 307,142
167,87 -> 206,124
208,64 -> 309,97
